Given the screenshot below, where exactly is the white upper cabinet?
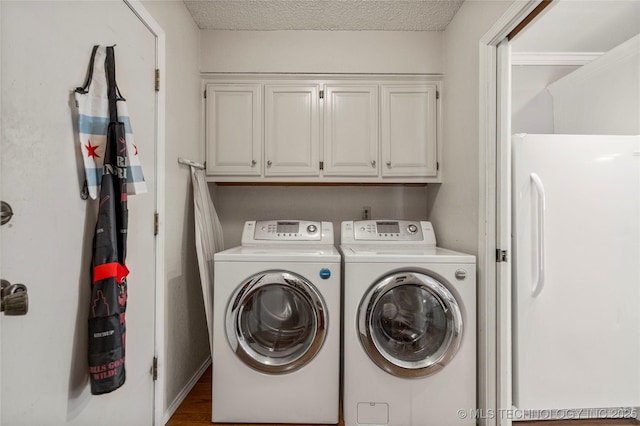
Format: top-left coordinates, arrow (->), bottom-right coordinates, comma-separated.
205,83 -> 262,176
381,84 -> 438,177
264,84 -> 320,176
204,76 -> 441,183
323,84 -> 379,176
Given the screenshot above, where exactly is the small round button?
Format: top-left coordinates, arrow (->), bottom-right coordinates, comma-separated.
407,224 -> 418,234
319,268 -> 331,279
307,224 -> 318,233
455,269 -> 467,280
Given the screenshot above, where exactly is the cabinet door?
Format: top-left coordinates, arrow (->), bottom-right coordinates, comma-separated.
206,83 -> 262,176
323,85 -> 379,176
381,84 -> 438,177
265,84 -> 320,176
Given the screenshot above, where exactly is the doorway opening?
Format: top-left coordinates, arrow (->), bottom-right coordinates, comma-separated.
481,1 -> 640,425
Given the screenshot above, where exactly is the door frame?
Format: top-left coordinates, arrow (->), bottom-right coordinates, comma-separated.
477,2 -> 544,425
122,2 -> 166,425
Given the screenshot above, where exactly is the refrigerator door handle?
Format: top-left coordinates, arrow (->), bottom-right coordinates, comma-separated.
530,173 -> 546,297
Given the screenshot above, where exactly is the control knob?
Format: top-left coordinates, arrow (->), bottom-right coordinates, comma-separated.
307,224 -> 318,233
455,269 -> 467,280
407,224 -> 418,234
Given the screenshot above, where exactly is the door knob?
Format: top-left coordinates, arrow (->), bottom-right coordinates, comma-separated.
1,201 -> 14,225
1,279 -> 29,316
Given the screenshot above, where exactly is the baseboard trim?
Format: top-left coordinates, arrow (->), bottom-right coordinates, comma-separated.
162,356 -> 212,425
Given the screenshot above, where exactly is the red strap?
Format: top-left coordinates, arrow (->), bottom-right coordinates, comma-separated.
93,262 -> 129,284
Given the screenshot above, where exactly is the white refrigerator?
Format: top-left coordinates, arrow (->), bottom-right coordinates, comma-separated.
512,134 -> 640,417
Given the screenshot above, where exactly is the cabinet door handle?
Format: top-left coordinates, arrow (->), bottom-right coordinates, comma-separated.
250,160 -> 256,167
267,160 -> 272,168
386,161 -> 392,168
371,160 -> 376,167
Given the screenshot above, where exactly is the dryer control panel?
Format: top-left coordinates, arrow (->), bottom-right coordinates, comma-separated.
242,220 -> 334,244
341,220 -> 436,245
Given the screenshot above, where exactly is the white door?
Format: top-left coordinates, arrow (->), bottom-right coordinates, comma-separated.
323,84 -> 379,176
264,84 -> 320,176
205,83 -> 262,176
381,84 -> 439,178
1,2 -> 157,425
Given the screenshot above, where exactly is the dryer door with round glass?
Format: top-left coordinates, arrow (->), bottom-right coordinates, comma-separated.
226,270 -> 327,374
358,271 -> 463,378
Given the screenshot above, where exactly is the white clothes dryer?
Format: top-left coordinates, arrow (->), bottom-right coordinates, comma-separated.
212,220 -> 340,424
340,220 -> 476,426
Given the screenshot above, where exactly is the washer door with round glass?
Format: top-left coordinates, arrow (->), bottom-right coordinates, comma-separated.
358,271 -> 463,378
226,270 -> 327,374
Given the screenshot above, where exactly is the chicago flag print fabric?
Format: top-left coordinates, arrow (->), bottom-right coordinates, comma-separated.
75,45 -> 147,200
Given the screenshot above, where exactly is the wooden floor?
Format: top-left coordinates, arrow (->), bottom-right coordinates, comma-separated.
166,366 -> 638,426
166,366 -> 215,425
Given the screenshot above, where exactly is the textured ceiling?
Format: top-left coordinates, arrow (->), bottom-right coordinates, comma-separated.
183,0 -> 465,31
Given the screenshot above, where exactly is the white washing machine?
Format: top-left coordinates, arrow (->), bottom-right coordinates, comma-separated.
212,220 -> 340,424
340,220 -> 476,426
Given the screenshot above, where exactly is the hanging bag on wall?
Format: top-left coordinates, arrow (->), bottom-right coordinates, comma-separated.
75,45 -> 146,200
87,46 -> 130,395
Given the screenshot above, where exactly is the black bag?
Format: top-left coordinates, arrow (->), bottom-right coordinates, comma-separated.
87,45 -> 129,395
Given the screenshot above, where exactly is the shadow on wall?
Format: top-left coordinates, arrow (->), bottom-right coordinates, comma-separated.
425,183 -> 440,219
210,184 -> 431,247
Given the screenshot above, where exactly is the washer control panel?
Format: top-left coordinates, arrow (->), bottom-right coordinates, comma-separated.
342,220 -> 436,245
243,220 -> 333,243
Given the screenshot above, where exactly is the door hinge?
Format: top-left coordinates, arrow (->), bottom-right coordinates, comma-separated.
204,89 -> 207,99
437,161 -> 440,171
152,357 -> 158,381
319,161 -> 324,170
319,90 -> 324,99
154,212 -> 159,236
496,249 -> 508,262
436,90 -> 440,100
154,69 -> 160,92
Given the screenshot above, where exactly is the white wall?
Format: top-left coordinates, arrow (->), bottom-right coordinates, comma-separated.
427,0 -> 514,255
547,33 -> 640,135
511,65 -> 578,134
213,185 -> 429,247
200,30 -> 443,73
140,1 -> 207,420
200,30 -> 442,245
